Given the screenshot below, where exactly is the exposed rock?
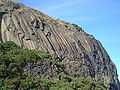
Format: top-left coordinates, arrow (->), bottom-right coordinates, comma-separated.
0,1 -> 119,89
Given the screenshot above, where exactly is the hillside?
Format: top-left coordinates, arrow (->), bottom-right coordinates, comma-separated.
0,0 -> 120,90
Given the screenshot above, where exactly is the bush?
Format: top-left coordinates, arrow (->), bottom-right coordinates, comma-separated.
72,24 -> 83,31
0,41 -> 20,53
0,41 -> 51,76
0,41 -> 109,90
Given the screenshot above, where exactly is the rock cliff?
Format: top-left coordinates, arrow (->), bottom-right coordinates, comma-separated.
0,0 -> 119,89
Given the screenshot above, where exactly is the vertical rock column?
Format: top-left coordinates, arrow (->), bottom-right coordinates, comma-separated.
0,12 -> 6,43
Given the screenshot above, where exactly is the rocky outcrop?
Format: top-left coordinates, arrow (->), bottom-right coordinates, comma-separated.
0,0 -> 119,90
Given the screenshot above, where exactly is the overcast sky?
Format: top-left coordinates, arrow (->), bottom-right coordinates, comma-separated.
20,0 -> 120,79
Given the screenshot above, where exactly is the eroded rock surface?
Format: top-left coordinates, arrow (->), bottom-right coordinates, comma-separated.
0,1 -> 119,90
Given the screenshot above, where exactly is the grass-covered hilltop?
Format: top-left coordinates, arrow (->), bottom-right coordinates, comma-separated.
0,41 -> 109,90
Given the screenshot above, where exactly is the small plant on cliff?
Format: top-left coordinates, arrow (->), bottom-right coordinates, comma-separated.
72,23 -> 84,31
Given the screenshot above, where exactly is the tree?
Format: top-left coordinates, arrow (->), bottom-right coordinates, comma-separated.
0,41 -> 109,90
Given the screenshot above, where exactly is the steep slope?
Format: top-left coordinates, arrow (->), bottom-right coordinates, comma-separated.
0,1 -> 119,90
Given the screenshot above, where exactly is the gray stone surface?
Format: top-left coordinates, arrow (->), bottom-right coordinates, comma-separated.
0,1 -> 120,89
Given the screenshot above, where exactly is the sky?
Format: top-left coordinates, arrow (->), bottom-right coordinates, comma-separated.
20,0 -> 120,79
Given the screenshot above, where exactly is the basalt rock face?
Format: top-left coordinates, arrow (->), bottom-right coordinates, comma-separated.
0,1 -> 120,90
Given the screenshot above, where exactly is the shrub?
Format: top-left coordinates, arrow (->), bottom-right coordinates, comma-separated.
0,41 -> 109,90
72,23 -> 83,31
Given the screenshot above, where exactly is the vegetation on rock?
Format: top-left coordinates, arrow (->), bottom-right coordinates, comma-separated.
0,1 -> 119,89
0,41 -> 109,90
